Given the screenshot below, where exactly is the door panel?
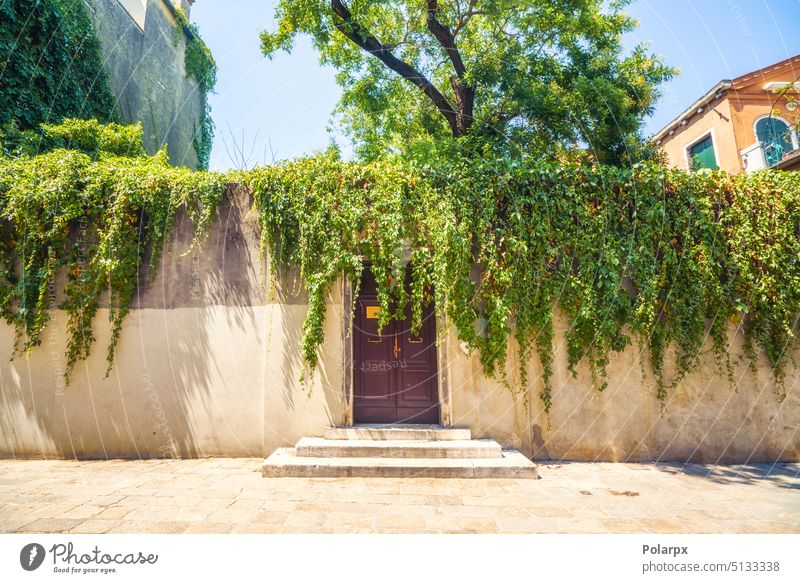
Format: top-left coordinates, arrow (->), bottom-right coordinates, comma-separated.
354,296 -> 396,419
397,371 -> 436,402
353,266 -> 439,424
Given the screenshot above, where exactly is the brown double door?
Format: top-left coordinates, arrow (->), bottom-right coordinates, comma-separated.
353,267 -> 439,424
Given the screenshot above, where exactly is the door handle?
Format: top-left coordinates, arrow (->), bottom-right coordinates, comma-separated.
393,336 -> 399,358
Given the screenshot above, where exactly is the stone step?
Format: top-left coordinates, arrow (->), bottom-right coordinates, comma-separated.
296,437 -> 502,459
323,424 -> 471,441
261,448 -> 538,479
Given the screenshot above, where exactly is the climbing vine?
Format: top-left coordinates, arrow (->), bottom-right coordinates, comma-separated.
0,0 -> 118,130
3,119 -> 800,412
173,7 -> 217,170
0,120 -> 226,378
246,154 -> 800,411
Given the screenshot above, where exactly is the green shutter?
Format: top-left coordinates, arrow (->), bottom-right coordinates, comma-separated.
689,136 -> 718,171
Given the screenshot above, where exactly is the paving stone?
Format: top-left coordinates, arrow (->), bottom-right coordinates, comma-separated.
226,499 -> 264,512
228,523 -> 284,534
69,519 -> 123,534
0,459 -> 796,534
321,512 -> 373,529
107,521 -> 188,534
251,511 -> 290,526
183,522 -> 234,534
94,506 -> 132,520
205,509 -> 257,523
16,518 -> 85,533
259,500 -> 298,513
0,517 -> 39,533
57,504 -> 106,520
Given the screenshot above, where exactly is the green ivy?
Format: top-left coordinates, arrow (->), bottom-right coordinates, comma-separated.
0,120 -> 226,378
173,7 -> 217,170
1,118 -> 146,159
0,0 -> 118,130
3,120 -> 800,413
245,155 -> 800,410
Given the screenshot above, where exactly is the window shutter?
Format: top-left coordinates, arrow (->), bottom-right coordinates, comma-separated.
689,136 -> 718,171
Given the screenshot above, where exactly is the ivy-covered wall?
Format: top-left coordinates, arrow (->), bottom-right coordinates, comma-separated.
0,1 -> 214,168
85,0 -> 215,169
0,179 -> 796,462
0,120 -> 798,461
0,0 -> 118,129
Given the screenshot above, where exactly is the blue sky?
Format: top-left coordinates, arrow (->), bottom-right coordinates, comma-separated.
191,0 -> 800,171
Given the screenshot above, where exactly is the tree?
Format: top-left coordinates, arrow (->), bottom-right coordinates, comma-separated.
261,0 -> 675,163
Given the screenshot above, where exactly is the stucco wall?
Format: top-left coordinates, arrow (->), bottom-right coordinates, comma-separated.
0,187 -> 346,459
729,93 -> 800,155
449,319 -> 799,463
87,0 -> 203,169
0,187 -> 797,461
660,98 -> 740,174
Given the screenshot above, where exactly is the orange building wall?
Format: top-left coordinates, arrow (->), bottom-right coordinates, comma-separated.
658,58 -> 800,175
728,92 -> 799,154
659,97 -> 741,174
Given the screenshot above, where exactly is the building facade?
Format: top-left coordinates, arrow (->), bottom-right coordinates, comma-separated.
85,0 -> 205,168
655,55 -> 800,174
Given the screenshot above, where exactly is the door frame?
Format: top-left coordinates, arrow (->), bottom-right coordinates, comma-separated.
340,268 -> 452,427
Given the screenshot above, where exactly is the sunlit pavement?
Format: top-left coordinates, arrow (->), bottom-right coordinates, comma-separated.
0,459 -> 797,533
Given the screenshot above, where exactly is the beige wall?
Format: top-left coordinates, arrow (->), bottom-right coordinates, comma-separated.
0,187 -> 797,461
0,188 -> 346,459
449,317 -> 799,462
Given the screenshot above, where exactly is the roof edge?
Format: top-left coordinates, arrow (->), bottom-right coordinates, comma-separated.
731,54 -> 800,88
653,80 -> 732,142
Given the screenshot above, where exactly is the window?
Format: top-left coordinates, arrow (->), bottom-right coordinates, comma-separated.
688,134 -> 718,171
116,0 -> 148,31
755,117 -> 796,167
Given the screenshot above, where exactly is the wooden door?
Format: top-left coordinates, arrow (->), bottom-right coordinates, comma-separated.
353,267 -> 439,424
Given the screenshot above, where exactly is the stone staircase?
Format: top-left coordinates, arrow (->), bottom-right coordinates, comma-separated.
261,424 -> 538,479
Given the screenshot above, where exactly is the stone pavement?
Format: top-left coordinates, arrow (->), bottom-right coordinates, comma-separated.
0,459 -> 797,534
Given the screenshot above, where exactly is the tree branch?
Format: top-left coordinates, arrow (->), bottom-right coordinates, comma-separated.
426,0 -> 474,136
426,0 -> 467,78
330,0 -> 459,135
453,0 -> 484,37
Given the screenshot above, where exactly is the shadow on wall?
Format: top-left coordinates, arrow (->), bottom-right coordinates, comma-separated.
0,186 -> 344,459
264,264 -> 345,450
448,308 -> 800,463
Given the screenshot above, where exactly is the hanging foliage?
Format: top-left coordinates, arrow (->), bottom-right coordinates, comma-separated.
173,7 -> 217,170
246,155 -> 800,410
0,120 -> 225,378
2,120 -> 800,412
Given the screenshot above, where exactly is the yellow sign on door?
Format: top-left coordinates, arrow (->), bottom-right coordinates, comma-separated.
366,306 -> 381,319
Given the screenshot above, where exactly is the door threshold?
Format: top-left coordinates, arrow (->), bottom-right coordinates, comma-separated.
346,423 -> 447,429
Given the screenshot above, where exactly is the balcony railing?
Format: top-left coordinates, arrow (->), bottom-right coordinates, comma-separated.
762,142 -> 786,167
742,139 -> 797,172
